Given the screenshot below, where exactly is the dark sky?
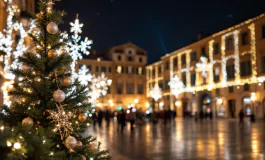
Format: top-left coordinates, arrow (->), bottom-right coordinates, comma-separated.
54,0 -> 265,64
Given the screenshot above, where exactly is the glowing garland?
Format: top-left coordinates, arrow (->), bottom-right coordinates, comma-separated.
147,22 -> 259,98
168,75 -> 184,98
0,0 -> 35,107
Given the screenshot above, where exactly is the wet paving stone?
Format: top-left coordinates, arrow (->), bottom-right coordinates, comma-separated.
86,118 -> 265,160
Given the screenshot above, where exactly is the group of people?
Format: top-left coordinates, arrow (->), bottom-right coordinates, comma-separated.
92,109 -> 112,127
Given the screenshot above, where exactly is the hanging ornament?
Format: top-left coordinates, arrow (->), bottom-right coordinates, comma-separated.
48,50 -> 56,58
46,22 -> 58,34
62,77 -> 72,87
80,155 -> 86,160
76,141 -> 82,147
53,89 -> 65,103
22,65 -> 30,72
34,77 -> 41,82
22,117 -> 34,126
65,136 -> 77,150
89,143 -> 97,152
78,113 -> 87,122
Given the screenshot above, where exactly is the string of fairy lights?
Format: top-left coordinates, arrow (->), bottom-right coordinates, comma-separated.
147,16 -> 263,104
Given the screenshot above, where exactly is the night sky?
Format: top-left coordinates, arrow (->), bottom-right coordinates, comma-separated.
54,0 -> 265,64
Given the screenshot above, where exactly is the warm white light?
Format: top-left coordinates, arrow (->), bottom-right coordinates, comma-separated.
159,102 -> 164,107
6,141 -> 12,147
108,100 -> 113,103
149,84 -> 162,102
134,99 -> 139,104
175,101 -> 181,107
13,142 -> 21,149
168,75 -> 184,98
146,102 -> 150,108
251,92 -> 257,102
217,98 -> 223,104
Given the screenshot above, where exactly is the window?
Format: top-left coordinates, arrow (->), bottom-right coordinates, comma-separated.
165,61 -> 169,70
139,57 -> 142,63
226,38 -> 233,50
240,61 -> 251,77
126,66 -> 134,74
117,55 -> 121,61
174,58 -> 178,67
181,54 -> 186,65
101,66 -> 106,72
214,43 -> 219,55
241,32 -> 249,45
96,66 -> 100,72
226,65 -> 235,79
159,82 -> 164,90
165,80 -> 170,90
126,83 -> 134,94
243,83 -> 249,91
213,67 -> 220,82
201,47 -> 206,56
128,56 -> 133,61
152,69 -> 155,76
116,66 -> 122,74
128,50 -> 133,54
108,67 -> 112,73
228,86 -> 234,93
261,56 -> 265,73
191,73 -> 196,86
116,83 -> 123,94
216,88 -> 220,96
181,73 -> 186,86
190,51 -> 196,61
137,84 -> 143,94
137,67 -> 143,75
158,66 -> 162,74
262,25 -> 265,39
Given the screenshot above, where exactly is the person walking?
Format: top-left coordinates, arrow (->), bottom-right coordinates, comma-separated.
97,109 -> 104,128
120,109 -> 126,133
239,108 -> 244,126
105,109 -> 111,127
128,108 -> 136,131
92,111 -> 97,127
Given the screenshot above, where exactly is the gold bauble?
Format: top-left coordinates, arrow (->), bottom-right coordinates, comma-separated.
22,65 -> 30,72
89,143 -> 97,152
48,50 -> 56,58
22,117 -> 34,127
34,77 -> 41,82
78,113 -> 87,122
80,155 -> 86,160
53,89 -> 65,103
62,77 -> 72,87
76,141 -> 82,147
46,22 -> 58,34
65,136 -> 77,150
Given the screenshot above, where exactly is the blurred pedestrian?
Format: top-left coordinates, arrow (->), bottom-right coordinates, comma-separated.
120,109 -> 126,132
128,108 -> 136,131
239,108 -> 244,126
98,109 -> 104,127
92,112 -> 97,127
194,112 -> 198,122
199,110 -> 204,122
105,109 -> 111,127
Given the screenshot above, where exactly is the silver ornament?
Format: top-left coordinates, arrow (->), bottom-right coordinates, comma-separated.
46,22 -> 58,34
78,113 -> 87,122
65,136 -> 77,150
76,141 -> 82,147
53,89 -> 65,103
62,77 -> 72,87
22,117 -> 34,126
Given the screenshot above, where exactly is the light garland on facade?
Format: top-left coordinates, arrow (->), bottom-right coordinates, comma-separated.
168,75 -> 184,98
149,83 -> 162,102
147,21 -> 261,101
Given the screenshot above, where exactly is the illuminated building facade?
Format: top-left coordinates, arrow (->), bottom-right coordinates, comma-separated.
146,13 -> 265,118
78,42 -> 147,110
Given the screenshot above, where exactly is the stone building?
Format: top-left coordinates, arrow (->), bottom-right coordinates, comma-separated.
146,13 -> 265,119
78,42 -> 148,110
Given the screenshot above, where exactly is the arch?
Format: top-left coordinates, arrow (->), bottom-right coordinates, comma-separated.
241,96 -> 252,116
197,91 -> 213,119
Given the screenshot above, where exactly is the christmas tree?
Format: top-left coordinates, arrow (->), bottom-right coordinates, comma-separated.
0,0 -> 110,159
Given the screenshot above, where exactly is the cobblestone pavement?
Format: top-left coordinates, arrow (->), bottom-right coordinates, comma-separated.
86,118 -> 265,160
